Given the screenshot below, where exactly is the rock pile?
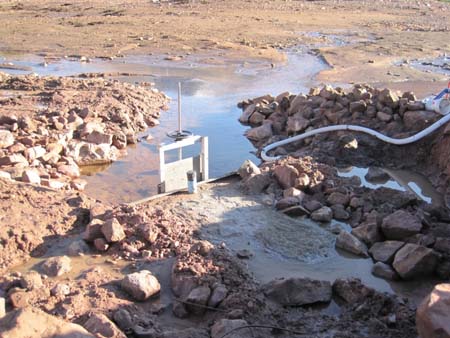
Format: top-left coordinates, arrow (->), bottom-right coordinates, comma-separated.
238,84 -> 439,151
0,72 -> 168,191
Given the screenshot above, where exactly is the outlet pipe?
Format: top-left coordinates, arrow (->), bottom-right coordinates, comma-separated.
261,112 -> 450,162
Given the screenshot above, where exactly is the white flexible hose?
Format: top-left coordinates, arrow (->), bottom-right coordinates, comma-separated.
261,113 -> 450,161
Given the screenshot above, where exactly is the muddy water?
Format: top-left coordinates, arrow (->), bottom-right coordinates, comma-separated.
338,166 -> 444,206
1,53 -> 326,203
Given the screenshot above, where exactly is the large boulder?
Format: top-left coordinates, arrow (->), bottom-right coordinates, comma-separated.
335,231 -> 369,257
381,210 -> 422,240
416,283 -> 450,338
369,240 -> 405,264
263,277 -> 332,306
0,307 -> 94,337
392,244 -> 438,279
121,270 -> 160,301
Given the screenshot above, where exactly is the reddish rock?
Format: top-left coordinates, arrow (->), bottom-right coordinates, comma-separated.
369,240 -> 405,264
21,170 -> 41,185
101,218 -> 126,243
83,219 -> 105,242
273,164 -> 299,189
417,283 -> 450,338
381,210 -> 422,240
84,313 -> 126,338
121,270 -> 160,301
392,244 -> 438,279
57,163 -> 80,178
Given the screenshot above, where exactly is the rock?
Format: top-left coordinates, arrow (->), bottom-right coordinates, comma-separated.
236,249 -> 253,259
121,270 -> 160,301
331,204 -> 350,220
21,170 -> 41,185
101,218 -> 126,243
381,210 -> 422,240
392,244 -> 438,279
351,221 -> 383,246
41,256 -> 72,277
41,179 -> 65,190
19,271 -> 42,291
0,307 -> 94,337
208,284 -> 228,308
172,301 -> 189,318
406,101 -> 425,111
378,88 -> 399,108
67,240 -> 90,256
0,171 -> 11,180
239,103 -> 256,123
275,197 -> 299,210
71,179 -> 88,191
403,110 -> 440,131
240,173 -> 271,194
311,206 -> 333,222
273,164 -> 298,189
371,262 -> 399,280
416,283 -> 450,338
365,167 -> 389,182
113,309 -> 133,332
24,146 -> 46,161
245,121 -> 272,142
190,240 -> 214,256
0,154 -> 28,166
335,231 -> 369,257
295,173 -> 310,189
85,131 -> 113,145
94,238 -> 109,252
434,237 -> 450,255
51,284 -> 71,297
0,130 -> 14,148
263,277 -> 332,306
0,297 -> 4,319
84,313 -> 126,338
161,328 -> 209,338
283,187 -> 304,199
369,240 -> 405,263
57,163 -> 80,178
304,200 -> 322,212
237,160 -> 261,180
377,111 -> 392,122
249,111 -> 265,125
211,319 -> 249,338
83,219 -> 105,241
327,192 -> 350,206
185,285 -> 211,315
332,278 -> 374,303
282,205 -> 310,217
286,114 -> 310,134
67,142 -> 118,166
349,100 -> 367,113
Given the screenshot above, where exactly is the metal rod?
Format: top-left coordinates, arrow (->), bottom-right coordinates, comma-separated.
178,82 -> 182,133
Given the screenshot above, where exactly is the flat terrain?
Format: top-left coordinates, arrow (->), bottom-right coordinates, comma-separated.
0,0 -> 449,85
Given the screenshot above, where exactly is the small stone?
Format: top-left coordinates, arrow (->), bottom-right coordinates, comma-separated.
211,319 -> 249,338
236,249 -> 253,259
41,256 -> 72,277
0,130 -> 14,148
0,297 -> 5,318
67,240 -> 90,256
237,160 -> 261,180
83,219 -> 105,242
19,271 -> 42,290
371,262 -> 399,280
121,270 -> 160,301
273,164 -> 299,189
365,167 -> 389,182
57,164 -> 80,178
351,221 -> 383,246
21,170 -> 41,185
172,301 -> 189,318
94,238 -> 109,252
332,278 -> 374,303
331,204 -> 350,220
51,284 -> 71,297
377,111 -> 392,122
